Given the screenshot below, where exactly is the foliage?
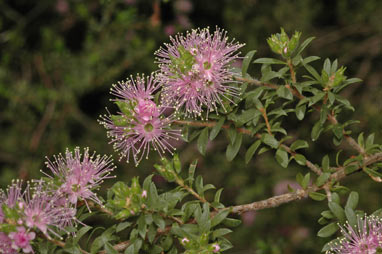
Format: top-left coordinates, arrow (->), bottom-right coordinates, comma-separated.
0,0 -> 381,253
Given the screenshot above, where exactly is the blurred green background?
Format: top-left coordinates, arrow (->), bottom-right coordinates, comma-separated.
0,0 -> 381,253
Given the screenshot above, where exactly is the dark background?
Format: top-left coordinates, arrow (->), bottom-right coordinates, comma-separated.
0,0 -> 381,253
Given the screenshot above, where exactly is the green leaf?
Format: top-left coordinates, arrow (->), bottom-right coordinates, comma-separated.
322,239 -> 341,252
116,222 -> 131,233
226,133 -> 242,161
212,228 -> 232,239
105,243 -> 118,254
227,127 -> 237,145
309,192 -> 326,201
345,164 -> 358,175
294,37 -> 315,57
187,159 -> 198,186
195,175 -> 204,196
366,133 -> 375,148
275,148 -> 289,168
345,206 -> 357,228
294,154 -> 306,165
328,202 -> 345,223
321,210 -> 334,219
153,214 -> 165,230
358,132 -> 364,148
137,215 -> 147,239
147,224 -> 156,244
211,209 -> 230,227
316,172 -> 330,187
73,226 -> 92,244
263,134 -> 279,148
222,218 -> 242,227
253,58 -> 286,65
173,153 -> 181,174
210,117 -> 225,140
295,104 -> 306,120
301,173 -> 310,189
258,146 -> 269,155
345,191 -> 359,210
197,127 -> 209,155
214,188 -> 224,204
311,122 -> 323,141
322,155 -> 330,172
245,140 -> 261,164
303,63 -> 321,81
290,140 -> 309,151
301,55 -> 320,65
317,222 -> 339,237
242,50 -> 257,76
276,86 -> 293,100
197,203 -> 211,233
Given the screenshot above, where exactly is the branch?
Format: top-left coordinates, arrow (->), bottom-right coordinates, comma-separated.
229,152 -> 382,214
235,75 -> 365,154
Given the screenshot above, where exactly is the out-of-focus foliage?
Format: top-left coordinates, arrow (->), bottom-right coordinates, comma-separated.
0,0 -> 381,253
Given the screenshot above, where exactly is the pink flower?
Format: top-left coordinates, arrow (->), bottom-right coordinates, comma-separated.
212,243 -> 220,253
8,227 -> 35,253
44,147 -> 115,210
22,184 -> 76,237
327,215 -> 382,253
0,232 -> 17,254
100,74 -> 181,165
0,180 -> 24,223
155,27 -> 244,118
181,237 -> 189,244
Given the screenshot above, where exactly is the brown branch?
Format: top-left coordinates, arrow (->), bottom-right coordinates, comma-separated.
259,107 -> 272,135
287,59 -> 296,84
280,144 -> 322,175
230,152 -> 382,214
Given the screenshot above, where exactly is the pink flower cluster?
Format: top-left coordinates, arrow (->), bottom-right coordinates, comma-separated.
100,74 -> 181,166
155,27 -> 244,118
0,148 -> 114,253
101,27 -> 244,164
327,215 -> 382,254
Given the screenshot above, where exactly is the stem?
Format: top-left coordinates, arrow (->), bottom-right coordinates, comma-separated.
260,108 -> 272,135
287,59 -> 296,84
175,177 -> 209,204
235,75 -> 365,154
229,152 -> 382,213
280,144 -> 322,175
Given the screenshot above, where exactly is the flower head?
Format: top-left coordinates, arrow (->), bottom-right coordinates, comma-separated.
22,184 -> 76,238
44,147 -> 115,210
100,74 -> 180,165
0,180 -> 24,223
327,215 -> 382,254
155,27 -> 244,118
0,232 -> 17,254
212,243 -> 220,253
8,227 -> 35,253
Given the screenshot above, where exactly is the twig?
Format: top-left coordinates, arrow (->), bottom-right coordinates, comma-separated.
259,107 -> 272,135
235,75 -> 365,154
287,59 -> 296,84
230,152 -> 382,213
